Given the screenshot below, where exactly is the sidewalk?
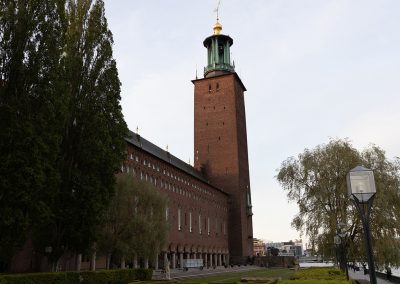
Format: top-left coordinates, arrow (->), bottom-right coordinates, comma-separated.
349,269 -> 393,284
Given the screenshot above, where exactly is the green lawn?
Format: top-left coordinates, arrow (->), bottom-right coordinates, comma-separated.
176,268 -> 294,283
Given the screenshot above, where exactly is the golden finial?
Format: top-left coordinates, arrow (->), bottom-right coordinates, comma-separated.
213,0 -> 222,35
213,19 -> 222,35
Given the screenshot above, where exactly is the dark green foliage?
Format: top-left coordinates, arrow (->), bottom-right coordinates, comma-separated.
1,271 -> 79,284
0,0 -> 127,269
33,0 -> 128,266
0,0 -> 67,261
277,139 -> 400,268
99,174 -> 169,265
0,269 -> 152,284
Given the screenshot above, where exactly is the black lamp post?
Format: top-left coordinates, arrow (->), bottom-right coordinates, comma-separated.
346,166 -> 377,284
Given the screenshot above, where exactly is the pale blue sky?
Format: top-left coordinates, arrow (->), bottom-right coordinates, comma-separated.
103,0 -> 400,245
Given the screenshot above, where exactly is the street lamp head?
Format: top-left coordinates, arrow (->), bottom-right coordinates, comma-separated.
346,166 -> 376,203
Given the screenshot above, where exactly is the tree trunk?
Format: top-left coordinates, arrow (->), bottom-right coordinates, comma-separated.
90,250 -> 96,271
121,256 -> 126,269
133,254 -> 138,268
106,252 -> 112,269
144,257 -> 149,269
76,253 -> 82,271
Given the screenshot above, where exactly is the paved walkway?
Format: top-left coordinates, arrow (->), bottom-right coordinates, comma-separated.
349,269 -> 394,284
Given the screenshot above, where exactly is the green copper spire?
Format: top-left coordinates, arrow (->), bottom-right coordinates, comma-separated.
203,19 -> 235,78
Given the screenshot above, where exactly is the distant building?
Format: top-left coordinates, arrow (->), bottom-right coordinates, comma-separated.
253,239 -> 266,256
265,240 -> 303,257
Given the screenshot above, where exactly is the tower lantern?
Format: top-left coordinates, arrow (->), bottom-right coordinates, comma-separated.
203,19 -> 235,78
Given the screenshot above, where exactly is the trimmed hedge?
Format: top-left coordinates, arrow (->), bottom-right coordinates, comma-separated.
278,268 -> 356,284
290,268 -> 345,280
279,280 -> 353,284
0,268 -> 152,284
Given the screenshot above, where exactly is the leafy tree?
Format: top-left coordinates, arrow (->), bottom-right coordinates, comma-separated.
0,0 -> 66,263
99,174 -> 169,268
33,0 -> 128,268
267,247 -> 279,256
277,139 -> 400,269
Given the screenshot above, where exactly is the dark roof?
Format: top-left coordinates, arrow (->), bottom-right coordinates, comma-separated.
125,130 -> 228,195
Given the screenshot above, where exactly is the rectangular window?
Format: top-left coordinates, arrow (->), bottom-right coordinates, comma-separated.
178,208 -> 181,231
189,211 -> 192,232
199,215 -> 202,234
207,217 -> 210,235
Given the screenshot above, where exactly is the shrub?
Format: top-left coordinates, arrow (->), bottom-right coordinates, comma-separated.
290,268 -> 346,280
2,271 -> 79,284
1,268 -> 152,284
279,280 -> 354,284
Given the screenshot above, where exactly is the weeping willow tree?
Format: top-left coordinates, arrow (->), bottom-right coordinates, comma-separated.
277,139 -> 400,269
99,174 -> 169,268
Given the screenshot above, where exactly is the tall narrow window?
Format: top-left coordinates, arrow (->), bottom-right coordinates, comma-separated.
165,207 -> 169,221
189,211 -> 192,233
198,215 -> 202,234
178,208 -> 181,231
207,217 -> 210,235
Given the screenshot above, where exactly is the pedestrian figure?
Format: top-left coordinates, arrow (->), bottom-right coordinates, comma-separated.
386,266 -> 392,280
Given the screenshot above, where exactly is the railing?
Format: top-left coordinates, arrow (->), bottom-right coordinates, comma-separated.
204,63 -> 234,74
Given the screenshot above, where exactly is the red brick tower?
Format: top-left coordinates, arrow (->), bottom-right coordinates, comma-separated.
192,19 -> 253,262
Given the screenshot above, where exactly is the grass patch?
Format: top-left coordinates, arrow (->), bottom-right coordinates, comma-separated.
277,268 -> 356,284
176,268 -> 294,283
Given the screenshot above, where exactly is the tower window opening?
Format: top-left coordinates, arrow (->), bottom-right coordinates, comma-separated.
208,84 -> 211,92
216,83 -> 219,91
